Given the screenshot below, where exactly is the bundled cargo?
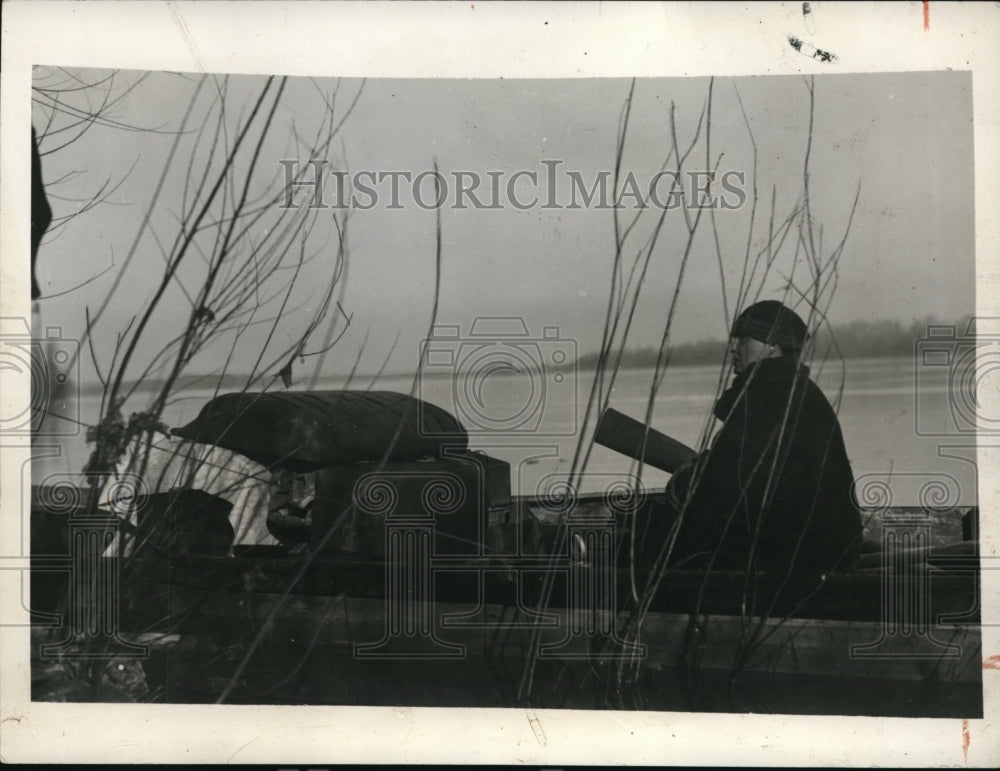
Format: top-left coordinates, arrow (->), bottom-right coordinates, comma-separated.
310,450 -> 511,558
171,390 -> 509,556
172,390 -> 468,471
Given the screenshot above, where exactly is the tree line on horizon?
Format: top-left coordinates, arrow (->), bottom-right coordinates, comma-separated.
101,315 -> 973,390
575,315 -> 974,369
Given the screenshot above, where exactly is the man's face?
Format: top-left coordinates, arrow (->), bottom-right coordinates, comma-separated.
729,336 -> 773,375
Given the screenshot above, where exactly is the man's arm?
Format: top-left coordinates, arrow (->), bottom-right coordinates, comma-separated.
670,391 -> 779,539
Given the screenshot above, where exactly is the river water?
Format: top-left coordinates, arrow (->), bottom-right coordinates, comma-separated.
33,355 -> 978,507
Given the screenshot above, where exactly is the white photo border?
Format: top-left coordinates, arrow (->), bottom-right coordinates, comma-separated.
1,1 -> 998,766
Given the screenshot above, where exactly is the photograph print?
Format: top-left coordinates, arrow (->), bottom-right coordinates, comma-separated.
22,64 -> 983,719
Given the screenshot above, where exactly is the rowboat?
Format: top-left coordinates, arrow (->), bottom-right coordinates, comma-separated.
27,390 -> 983,713
29,485 -> 982,716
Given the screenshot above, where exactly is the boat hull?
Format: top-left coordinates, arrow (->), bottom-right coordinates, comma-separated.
28,488 -> 983,714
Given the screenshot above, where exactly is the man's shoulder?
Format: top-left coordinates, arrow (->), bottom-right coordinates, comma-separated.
799,374 -> 846,423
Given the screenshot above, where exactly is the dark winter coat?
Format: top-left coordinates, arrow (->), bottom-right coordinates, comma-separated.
664,355 -> 862,575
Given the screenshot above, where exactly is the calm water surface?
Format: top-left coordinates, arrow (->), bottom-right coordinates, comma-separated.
36,356 -> 976,507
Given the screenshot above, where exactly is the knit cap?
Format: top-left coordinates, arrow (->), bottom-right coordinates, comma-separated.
730,301 -> 808,351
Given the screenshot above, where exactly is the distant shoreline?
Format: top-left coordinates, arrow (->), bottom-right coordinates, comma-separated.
73,316 -> 969,396
77,351 -> 919,397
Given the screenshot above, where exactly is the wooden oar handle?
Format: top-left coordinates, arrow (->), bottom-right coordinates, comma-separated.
593,407 -> 697,474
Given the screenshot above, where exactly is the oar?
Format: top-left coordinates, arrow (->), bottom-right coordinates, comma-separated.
593,407 -> 697,474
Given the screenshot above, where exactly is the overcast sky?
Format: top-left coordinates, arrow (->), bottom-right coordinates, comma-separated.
32,68 -> 974,384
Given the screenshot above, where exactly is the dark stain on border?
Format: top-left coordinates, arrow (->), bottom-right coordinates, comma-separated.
788,35 -> 837,63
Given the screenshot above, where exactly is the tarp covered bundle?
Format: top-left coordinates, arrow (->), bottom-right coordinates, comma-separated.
171,390 -> 467,470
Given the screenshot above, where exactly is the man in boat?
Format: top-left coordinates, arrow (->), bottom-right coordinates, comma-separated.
644,300 -> 863,577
